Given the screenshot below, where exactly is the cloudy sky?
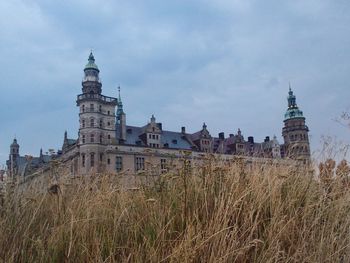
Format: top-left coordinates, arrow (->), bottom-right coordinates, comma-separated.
1,0 -> 350,165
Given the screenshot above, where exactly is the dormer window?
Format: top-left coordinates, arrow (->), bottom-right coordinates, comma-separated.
172,139 -> 177,144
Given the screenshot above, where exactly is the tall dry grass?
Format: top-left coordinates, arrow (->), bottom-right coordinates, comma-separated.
0,158 -> 350,262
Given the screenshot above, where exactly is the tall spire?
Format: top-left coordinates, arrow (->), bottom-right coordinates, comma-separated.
116,86 -> 124,116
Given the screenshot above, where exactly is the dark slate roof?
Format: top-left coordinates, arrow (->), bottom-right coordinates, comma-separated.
120,125 -> 193,150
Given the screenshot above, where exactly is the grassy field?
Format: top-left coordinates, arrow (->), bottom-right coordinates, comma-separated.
0,158 -> 350,262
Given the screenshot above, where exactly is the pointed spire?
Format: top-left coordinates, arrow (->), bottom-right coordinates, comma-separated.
88,51 -> 95,63
118,86 -> 122,105
64,130 -> 67,141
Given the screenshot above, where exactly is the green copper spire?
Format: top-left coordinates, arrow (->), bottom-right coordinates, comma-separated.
117,86 -> 124,117
284,86 -> 304,120
84,51 -> 99,72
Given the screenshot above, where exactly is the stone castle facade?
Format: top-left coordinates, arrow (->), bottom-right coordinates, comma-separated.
7,52 -> 310,177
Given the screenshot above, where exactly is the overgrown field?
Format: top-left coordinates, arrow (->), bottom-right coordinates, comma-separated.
1,158 -> 350,262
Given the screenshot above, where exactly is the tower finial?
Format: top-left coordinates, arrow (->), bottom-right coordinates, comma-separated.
118,86 -> 121,101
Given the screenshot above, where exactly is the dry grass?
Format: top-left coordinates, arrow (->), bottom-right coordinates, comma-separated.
1,158 -> 350,263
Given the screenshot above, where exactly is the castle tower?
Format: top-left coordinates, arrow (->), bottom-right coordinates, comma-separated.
76,52 -> 118,173
8,138 -> 20,176
282,87 -> 310,163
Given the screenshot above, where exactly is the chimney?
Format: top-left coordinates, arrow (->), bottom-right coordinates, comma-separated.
181,126 -> 186,133
248,136 -> 254,144
264,136 -> 270,142
219,132 -> 225,140
229,134 -> 234,138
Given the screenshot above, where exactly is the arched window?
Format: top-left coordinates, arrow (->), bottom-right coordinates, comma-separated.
82,135 -> 85,143
99,105 -> 102,112
82,154 -> 85,167
108,134 -> 111,140
90,133 -> 94,143
82,119 -> 85,128
100,134 -> 103,143
90,153 -> 95,167
82,105 -> 85,112
90,118 -> 94,127
100,119 -> 103,128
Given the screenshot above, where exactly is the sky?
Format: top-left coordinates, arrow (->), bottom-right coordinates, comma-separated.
1,0 -> 350,166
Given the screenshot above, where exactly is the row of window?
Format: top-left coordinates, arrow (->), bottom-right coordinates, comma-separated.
81,118 -> 112,128
290,145 -> 309,153
81,104 -> 111,115
202,140 -> 210,145
149,143 -> 160,148
81,133 -> 111,143
81,154 -> 168,173
289,133 -> 307,141
148,134 -> 160,140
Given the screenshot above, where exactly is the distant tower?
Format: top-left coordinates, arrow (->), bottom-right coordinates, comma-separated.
8,138 -> 20,176
282,87 -> 310,163
76,52 -> 118,173
116,87 -> 126,143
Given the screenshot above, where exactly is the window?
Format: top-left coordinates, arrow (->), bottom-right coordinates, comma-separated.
100,153 -> 103,162
90,104 -> 94,111
107,121 -> 111,126
152,134 -> 156,139
82,135 -> 85,143
107,158 -> 110,165
90,153 -> 95,167
82,105 -> 85,112
100,119 -> 103,128
116,156 -> 123,172
149,134 -> 152,139
100,134 -> 103,143
161,158 -> 167,172
82,119 -> 85,128
172,139 -> 177,144
99,105 -> 102,112
108,134 -> 111,140
107,110 -> 110,115
135,157 -> 145,171
82,154 -> 85,167
90,118 -> 94,127
90,134 -> 94,143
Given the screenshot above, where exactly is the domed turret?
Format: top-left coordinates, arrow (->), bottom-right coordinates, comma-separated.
82,51 -> 102,94
284,87 -> 304,120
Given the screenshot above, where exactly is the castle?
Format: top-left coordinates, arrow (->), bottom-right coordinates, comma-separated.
7,52 -> 310,177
